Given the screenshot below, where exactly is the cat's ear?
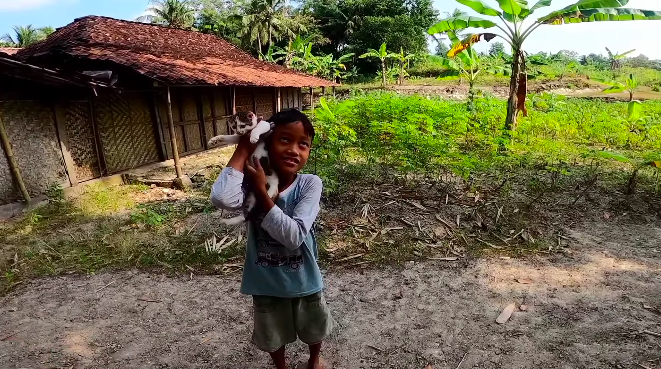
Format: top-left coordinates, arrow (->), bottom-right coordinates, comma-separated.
269,122 -> 275,130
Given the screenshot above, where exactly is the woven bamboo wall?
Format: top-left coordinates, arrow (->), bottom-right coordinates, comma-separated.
254,87 -> 275,119
0,138 -> 17,204
95,92 -> 159,173
202,89 -> 229,142
0,100 -> 67,204
281,88 -> 302,110
64,101 -> 100,182
235,87 -> 253,113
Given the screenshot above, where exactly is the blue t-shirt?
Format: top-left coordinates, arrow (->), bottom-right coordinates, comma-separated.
210,167 -> 324,298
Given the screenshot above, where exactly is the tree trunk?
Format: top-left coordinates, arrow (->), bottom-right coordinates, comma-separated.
505,49 -> 524,131
629,91 -> 634,102
381,60 -> 386,87
399,61 -> 404,85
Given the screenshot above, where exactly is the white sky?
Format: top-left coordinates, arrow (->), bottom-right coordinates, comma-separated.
431,0 -> 661,59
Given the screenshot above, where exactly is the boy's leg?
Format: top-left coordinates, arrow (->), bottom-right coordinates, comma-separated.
308,342 -> 322,369
270,346 -> 287,369
294,292 -> 334,369
252,296 -> 297,367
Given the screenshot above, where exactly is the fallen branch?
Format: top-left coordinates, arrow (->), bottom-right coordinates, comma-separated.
95,280 -> 116,293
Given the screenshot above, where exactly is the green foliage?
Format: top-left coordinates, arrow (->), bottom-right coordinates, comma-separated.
311,91 -> 661,194
131,206 -> 169,227
136,0 -> 196,29
45,183 -> 65,204
1,25 -> 54,47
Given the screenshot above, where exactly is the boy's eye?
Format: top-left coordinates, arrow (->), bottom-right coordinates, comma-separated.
280,137 -> 290,143
299,142 -> 310,148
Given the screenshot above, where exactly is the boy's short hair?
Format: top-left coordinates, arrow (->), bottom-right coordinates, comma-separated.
267,108 -> 315,141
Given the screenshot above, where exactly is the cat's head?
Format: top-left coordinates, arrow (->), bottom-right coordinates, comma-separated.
229,111 -> 262,135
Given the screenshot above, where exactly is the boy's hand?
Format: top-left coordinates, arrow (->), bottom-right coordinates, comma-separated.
244,156 -> 267,193
227,135 -> 257,172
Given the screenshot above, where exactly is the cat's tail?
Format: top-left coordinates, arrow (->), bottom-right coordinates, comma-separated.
220,215 -> 246,226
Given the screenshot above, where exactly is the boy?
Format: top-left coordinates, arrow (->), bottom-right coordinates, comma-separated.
210,109 -> 332,369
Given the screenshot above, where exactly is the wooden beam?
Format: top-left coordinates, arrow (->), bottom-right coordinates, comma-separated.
166,86 -> 183,179
89,97 -> 107,176
53,103 -> 78,186
252,87 -> 257,114
230,87 -> 236,114
196,91 -> 208,150
0,111 -> 30,202
151,94 -> 167,161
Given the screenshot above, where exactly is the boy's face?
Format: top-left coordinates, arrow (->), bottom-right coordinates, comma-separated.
268,121 -> 312,177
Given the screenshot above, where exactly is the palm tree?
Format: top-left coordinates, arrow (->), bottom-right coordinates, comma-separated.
1,25 -> 44,47
136,0 -> 195,29
359,42 -> 395,87
39,26 -> 55,38
240,0 -> 304,52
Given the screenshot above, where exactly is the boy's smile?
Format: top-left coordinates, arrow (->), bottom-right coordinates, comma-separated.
268,121 -> 312,179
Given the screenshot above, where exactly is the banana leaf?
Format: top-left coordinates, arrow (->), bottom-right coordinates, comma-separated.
520,0 -> 553,18
497,0 -> 529,16
447,33 -> 498,57
428,15 -> 497,34
540,6 -> 661,24
627,100 -> 642,120
456,0 -> 502,16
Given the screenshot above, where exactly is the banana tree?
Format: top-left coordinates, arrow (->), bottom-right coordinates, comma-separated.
606,47 -> 636,71
442,39 -> 509,110
391,48 -> 417,85
428,0 -> 661,132
360,43 -> 395,87
598,73 -> 638,101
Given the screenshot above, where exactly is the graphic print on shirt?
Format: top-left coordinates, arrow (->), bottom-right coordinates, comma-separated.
254,228 -> 305,271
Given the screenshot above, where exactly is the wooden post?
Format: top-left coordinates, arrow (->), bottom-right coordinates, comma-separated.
151,94 -> 167,161
89,97 -> 107,176
275,88 -> 281,113
0,112 -> 30,202
230,86 -> 236,114
332,86 -> 336,97
309,87 -> 314,112
252,87 -> 257,114
53,104 -> 78,186
321,86 -> 326,96
166,86 -> 183,179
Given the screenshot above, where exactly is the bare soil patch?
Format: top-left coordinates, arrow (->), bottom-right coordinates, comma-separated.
1,216 -> 659,369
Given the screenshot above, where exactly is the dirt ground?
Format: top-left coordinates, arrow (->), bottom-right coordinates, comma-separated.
1,216 -> 660,369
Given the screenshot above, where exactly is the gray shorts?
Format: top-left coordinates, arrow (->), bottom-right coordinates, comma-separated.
251,291 -> 333,353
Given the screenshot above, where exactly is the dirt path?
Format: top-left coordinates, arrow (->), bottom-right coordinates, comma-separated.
2,220 -> 660,369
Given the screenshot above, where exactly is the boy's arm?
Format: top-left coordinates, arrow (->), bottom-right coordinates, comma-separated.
260,176 -> 322,250
210,136 -> 256,210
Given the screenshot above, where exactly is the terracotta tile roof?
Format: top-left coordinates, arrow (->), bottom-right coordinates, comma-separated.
0,47 -> 21,55
17,16 -> 336,88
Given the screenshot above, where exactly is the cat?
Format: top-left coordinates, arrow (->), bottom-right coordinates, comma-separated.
208,111 -> 279,225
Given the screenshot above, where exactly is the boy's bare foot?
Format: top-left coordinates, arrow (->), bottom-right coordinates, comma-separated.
296,358 -> 328,369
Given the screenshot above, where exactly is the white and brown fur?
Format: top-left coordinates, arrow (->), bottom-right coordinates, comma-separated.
208,111 -> 278,225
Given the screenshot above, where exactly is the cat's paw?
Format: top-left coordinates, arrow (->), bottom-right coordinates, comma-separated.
250,136 -> 260,144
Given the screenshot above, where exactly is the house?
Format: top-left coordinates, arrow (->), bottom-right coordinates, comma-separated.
0,16 -> 334,207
